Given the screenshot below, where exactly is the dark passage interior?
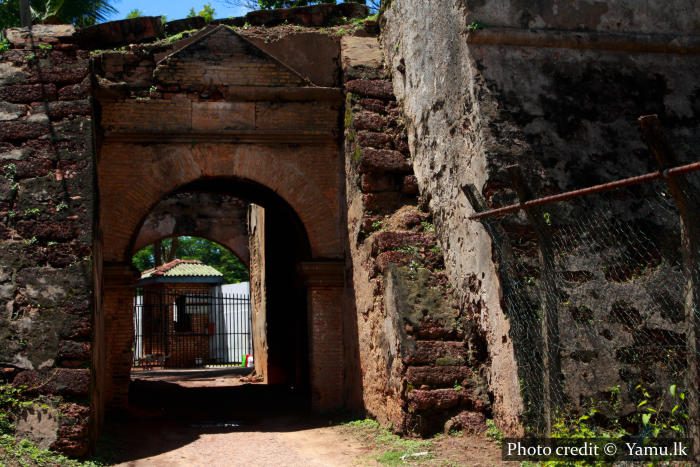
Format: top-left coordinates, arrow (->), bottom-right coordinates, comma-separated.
126,177 -> 313,421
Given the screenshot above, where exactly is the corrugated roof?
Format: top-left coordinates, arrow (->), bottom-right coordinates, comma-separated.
140,259 -> 223,279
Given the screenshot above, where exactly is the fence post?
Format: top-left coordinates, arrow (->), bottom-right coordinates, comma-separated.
507,165 -> 562,435
639,115 -> 700,460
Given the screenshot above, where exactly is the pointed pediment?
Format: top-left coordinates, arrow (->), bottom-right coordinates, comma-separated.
154,25 -> 307,88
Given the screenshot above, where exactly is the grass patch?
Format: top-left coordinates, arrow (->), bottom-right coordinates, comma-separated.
0,384 -> 103,466
0,435 -> 101,467
485,419 -> 504,445
342,418 -> 432,465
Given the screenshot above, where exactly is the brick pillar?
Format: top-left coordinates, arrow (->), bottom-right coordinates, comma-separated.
300,261 -> 345,412
102,263 -> 138,411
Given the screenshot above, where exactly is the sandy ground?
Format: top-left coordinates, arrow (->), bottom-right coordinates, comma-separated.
97,369 -> 507,466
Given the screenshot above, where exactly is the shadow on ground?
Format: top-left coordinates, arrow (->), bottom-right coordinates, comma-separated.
92,373 -> 344,464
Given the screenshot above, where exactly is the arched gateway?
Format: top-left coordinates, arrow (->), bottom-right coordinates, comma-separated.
96,25 -> 346,418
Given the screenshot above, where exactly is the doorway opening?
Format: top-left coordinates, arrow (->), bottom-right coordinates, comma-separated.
131,238 -> 253,370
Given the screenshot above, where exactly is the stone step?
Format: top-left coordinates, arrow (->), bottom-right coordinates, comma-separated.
358,148 -> 411,174
346,79 -> 395,100
406,365 -> 476,387
403,340 -> 468,366
371,230 -> 437,256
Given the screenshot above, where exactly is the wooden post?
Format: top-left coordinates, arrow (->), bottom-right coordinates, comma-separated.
19,0 -> 32,28
507,165 -> 562,435
639,115 -> 700,461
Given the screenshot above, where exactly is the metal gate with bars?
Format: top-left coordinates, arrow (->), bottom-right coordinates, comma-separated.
133,288 -> 253,368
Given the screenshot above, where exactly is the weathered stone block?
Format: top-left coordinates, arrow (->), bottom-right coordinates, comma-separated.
0,146 -> 29,161
45,117 -> 92,143
444,411 -> 487,434
60,320 -> 92,340
0,84 -> 57,103
358,98 -> 395,114
361,173 -> 396,192
357,130 -> 393,149
46,100 -> 91,120
0,122 -> 48,142
75,17 -> 164,50
414,318 -> 462,340
376,250 -> 413,271
164,17 -> 206,35
346,79 -> 395,100
402,175 -> 419,195
243,2 -> 368,27
363,192 -> 402,213
0,62 -> 30,86
406,365 -> 475,387
358,148 -> 410,174
352,111 -> 388,131
0,102 -> 27,121
57,340 -> 90,362
408,388 -> 461,411
404,341 -> 468,366
4,25 -> 75,46
32,67 -> 89,86
13,369 -> 89,396
371,231 -> 436,255
16,220 -> 79,242
15,157 -> 53,179
57,83 -> 89,101
50,437 -> 88,457
16,265 -> 91,308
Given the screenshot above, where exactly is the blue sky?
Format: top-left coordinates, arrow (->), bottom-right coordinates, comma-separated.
106,0 -> 250,23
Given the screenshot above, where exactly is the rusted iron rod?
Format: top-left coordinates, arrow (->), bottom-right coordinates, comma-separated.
469,160 -> 700,220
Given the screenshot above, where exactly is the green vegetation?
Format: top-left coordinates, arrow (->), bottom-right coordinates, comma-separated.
0,384 -> 101,466
485,419 -> 504,445
371,220 -> 385,232
0,435 -> 103,467
0,0 -> 117,29
636,384 -> 688,437
187,3 -> 215,22
342,418 -> 432,465
132,236 -> 249,283
126,8 -> 142,19
167,29 -> 198,43
466,21 -> 485,31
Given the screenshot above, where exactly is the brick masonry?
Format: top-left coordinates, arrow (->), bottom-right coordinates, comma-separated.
93,22 -> 349,423
0,34 -> 94,456
342,36 -> 490,435
0,12 -> 492,459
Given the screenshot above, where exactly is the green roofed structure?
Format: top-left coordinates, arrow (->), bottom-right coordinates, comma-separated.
138,259 -> 224,285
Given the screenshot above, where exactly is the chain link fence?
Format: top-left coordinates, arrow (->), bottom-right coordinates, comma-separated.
468,162 -> 699,448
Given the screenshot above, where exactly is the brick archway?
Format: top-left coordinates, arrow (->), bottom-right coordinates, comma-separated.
100,141 -> 342,264
95,25 -> 346,418
132,193 -> 251,267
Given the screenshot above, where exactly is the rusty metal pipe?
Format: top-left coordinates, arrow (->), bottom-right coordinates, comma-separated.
468,161 -> 700,220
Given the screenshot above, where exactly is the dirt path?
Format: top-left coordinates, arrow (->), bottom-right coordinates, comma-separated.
110,418 -> 375,466
97,369 -> 507,466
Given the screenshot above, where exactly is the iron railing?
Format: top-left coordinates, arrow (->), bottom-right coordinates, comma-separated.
133,288 -> 253,368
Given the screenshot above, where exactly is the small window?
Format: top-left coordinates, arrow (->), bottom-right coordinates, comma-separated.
173,295 -> 191,332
